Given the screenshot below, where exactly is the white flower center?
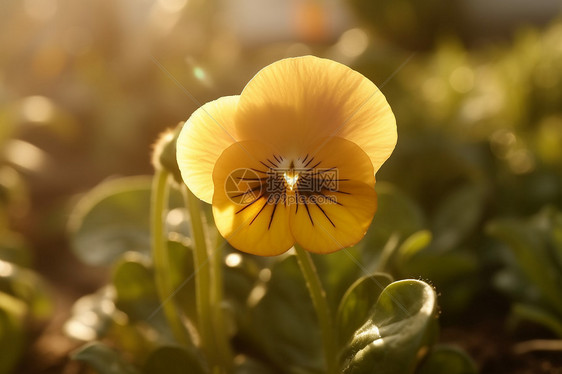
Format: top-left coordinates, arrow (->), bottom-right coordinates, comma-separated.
283,171 -> 299,191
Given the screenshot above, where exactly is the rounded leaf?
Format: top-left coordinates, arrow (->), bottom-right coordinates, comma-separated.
337,273 -> 393,346
341,280 -> 438,374
72,341 -> 140,374
69,177 -> 153,266
112,253 -> 159,321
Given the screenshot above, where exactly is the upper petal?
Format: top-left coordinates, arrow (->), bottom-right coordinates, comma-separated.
177,96 -> 240,203
235,56 -> 397,172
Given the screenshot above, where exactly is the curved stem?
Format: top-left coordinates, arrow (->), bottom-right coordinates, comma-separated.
151,169 -> 191,346
294,244 -> 338,374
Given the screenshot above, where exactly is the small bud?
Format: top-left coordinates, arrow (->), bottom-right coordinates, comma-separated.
152,122 -> 184,184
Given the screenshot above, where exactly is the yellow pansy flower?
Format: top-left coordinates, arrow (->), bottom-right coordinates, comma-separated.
177,56 -> 396,256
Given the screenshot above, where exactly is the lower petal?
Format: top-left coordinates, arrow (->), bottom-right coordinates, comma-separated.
212,140 -> 295,256
290,137 -> 377,254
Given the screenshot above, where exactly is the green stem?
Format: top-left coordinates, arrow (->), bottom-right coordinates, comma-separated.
151,169 -> 191,346
294,244 -> 338,374
375,232 -> 400,273
183,187 -> 216,363
210,236 -> 234,369
183,186 -> 233,371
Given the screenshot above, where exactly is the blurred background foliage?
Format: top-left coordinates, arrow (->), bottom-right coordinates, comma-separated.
2,0 -> 562,373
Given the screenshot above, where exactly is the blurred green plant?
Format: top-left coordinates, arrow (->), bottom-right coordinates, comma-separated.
0,118 -> 54,374
0,249 -> 53,374
2,0 -> 562,370
346,0 -> 464,50
0,182 -> 52,374
359,182 -> 484,317
353,21 -> 562,331
66,172 -> 477,374
488,207 -> 562,337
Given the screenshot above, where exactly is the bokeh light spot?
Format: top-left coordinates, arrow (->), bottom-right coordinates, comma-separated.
225,253 -> 242,268
3,139 -> 47,171
193,67 -> 206,81
21,96 -> 55,123
24,0 -> 58,21
449,66 -> 474,93
422,77 -> 447,103
0,260 -> 14,277
337,28 -> 369,58
157,0 -> 188,13
508,149 -> 535,174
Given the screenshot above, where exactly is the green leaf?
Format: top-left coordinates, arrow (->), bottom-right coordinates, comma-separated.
0,260 -> 53,320
417,345 -> 478,374
431,184 -> 485,251
247,256 -> 323,373
223,252 -> 261,338
165,239 -> 197,324
112,253 -> 159,321
396,230 -> 432,266
68,177 -> 153,266
341,280 -> 438,374
143,345 -> 207,374
314,248 -> 365,310
64,287 -> 115,341
0,292 -> 26,374
511,303 -> 562,338
111,251 -> 182,344
487,216 -> 562,315
366,183 -> 425,252
337,273 -> 393,346
0,231 -> 33,268
72,341 -> 140,374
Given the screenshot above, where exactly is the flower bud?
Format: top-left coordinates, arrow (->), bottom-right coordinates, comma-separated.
152,122 -> 184,184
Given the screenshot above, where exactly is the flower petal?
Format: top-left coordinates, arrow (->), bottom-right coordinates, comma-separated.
177,96 -> 240,203
289,137 -> 377,254
212,140 -> 294,256
235,56 -> 397,173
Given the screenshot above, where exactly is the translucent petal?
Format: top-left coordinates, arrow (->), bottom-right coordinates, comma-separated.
235,56 -> 396,173
289,137 -> 377,254
177,96 -> 240,203
212,140 -> 294,256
